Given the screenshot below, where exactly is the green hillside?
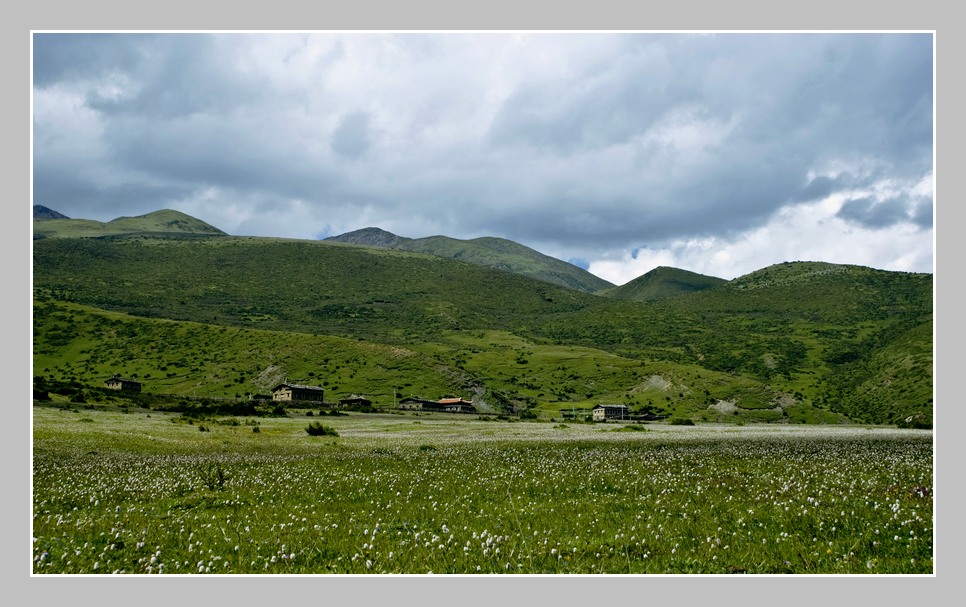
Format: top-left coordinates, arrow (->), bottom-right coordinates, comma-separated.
32,235 -> 597,340
602,266 -> 727,301
32,299 -> 464,404
327,227 -> 615,293
32,209 -> 226,239
32,232 -> 932,425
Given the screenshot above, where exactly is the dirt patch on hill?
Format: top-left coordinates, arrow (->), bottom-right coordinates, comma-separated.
709,399 -> 738,414
255,365 -> 286,390
636,375 -> 673,392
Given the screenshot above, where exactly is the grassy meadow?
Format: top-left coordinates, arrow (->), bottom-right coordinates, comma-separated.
32,402 -> 933,575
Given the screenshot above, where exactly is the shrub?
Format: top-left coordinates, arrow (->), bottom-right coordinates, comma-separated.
199,463 -> 229,490
669,417 -> 695,426
306,422 -> 339,437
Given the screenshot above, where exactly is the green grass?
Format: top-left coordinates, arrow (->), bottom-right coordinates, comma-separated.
32,403 -> 933,574
32,235 -> 932,424
35,299 -> 855,423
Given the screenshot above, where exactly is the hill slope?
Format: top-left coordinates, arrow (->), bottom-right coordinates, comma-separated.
327,227 -> 615,293
602,266 -> 727,301
33,209 -> 227,239
32,236 -> 933,424
33,205 -> 70,220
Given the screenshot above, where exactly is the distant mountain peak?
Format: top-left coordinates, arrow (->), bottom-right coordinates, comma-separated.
326,227 -> 406,248
604,266 -> 727,302
325,227 -> 615,293
33,205 -> 70,220
32,207 -> 226,239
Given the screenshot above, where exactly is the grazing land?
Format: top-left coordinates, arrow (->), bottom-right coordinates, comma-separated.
32,403 -> 932,574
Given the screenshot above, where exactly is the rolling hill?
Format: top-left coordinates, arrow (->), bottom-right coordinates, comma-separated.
32,225 -> 933,425
601,266 -> 727,301
326,227 -> 615,293
33,205 -> 70,220
32,209 -> 227,240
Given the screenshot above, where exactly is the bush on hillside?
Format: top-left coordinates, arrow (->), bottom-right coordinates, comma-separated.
306,422 -> 339,437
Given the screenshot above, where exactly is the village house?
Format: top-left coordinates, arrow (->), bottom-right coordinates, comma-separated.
339,395 -> 373,408
592,404 -> 629,421
439,397 -> 476,413
399,397 -> 475,413
398,397 -> 440,411
104,373 -> 141,392
272,383 -> 325,403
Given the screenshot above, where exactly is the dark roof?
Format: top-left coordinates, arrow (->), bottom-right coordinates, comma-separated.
272,383 -> 325,392
106,375 -> 140,384
593,404 -> 628,409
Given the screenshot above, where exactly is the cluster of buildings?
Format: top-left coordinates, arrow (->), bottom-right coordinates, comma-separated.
104,375 -> 650,421
270,382 -> 476,413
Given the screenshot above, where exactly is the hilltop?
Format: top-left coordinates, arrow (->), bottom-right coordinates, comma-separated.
33,205 -> 70,220
32,209 -> 227,240
601,266 -> 727,302
326,227 -> 615,293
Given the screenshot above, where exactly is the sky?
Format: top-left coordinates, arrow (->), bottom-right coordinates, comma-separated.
31,32 -> 934,284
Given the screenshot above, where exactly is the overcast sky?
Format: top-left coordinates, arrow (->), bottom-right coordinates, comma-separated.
31,32 -> 933,283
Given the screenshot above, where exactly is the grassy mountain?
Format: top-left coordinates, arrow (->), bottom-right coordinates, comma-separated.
326,227 -> 615,293
602,266 -> 727,301
33,205 -> 70,220
32,231 -> 932,425
32,209 -> 227,240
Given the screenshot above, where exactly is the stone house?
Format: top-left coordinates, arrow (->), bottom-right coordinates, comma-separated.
592,404 -> 629,421
272,383 -> 325,403
104,373 -> 142,392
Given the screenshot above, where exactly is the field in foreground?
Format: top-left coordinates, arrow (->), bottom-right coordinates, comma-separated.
32,404 -> 933,574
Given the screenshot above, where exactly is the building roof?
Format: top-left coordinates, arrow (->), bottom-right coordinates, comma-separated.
272,383 -> 325,392
106,374 -> 140,384
593,404 -> 628,409
439,398 -> 471,404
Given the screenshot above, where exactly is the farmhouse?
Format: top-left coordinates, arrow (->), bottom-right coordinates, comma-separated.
592,404 -> 629,421
439,397 -> 476,413
104,373 -> 141,392
399,397 -> 439,411
272,383 -> 325,403
339,395 -> 373,408
399,397 -> 475,413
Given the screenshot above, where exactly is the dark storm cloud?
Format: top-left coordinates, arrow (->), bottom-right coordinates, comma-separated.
837,194 -> 934,230
32,33 -> 148,87
481,33 -> 932,248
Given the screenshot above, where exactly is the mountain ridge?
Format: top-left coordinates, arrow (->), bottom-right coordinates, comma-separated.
602,266 -> 727,302
32,208 -> 227,239
326,226 -> 616,293
33,205 -> 70,220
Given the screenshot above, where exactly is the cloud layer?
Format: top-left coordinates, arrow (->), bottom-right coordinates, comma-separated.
32,32 -> 934,282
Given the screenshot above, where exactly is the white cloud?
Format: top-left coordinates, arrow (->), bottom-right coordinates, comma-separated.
589,193 -> 934,284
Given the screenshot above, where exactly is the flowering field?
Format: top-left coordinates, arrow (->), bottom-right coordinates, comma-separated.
32,405 -> 933,575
